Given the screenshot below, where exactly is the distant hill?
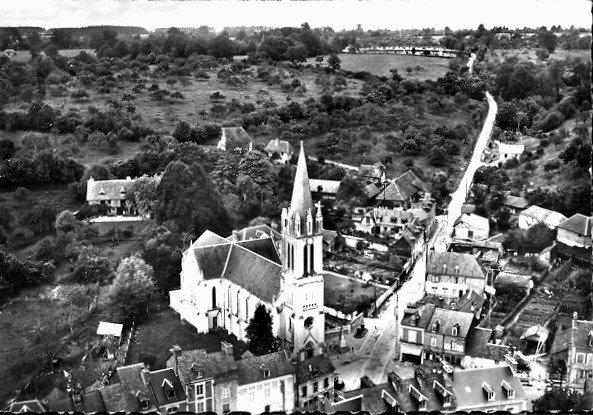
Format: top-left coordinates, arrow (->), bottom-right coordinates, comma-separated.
47,26 -> 149,37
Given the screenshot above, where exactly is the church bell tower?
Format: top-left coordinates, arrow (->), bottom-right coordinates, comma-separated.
281,142 -> 325,359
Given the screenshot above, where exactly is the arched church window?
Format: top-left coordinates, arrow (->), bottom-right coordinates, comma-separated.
245,298 -> 249,318
303,245 -> 308,276
212,286 -> 217,309
304,317 -> 314,329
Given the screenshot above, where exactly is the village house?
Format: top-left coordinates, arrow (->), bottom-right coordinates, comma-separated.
358,162 -> 386,185
556,213 -> 592,248
309,179 -> 341,203
496,141 -> 525,162
453,213 -> 489,241
518,205 -> 567,230
296,354 -> 336,410
391,225 -> 425,260
494,271 -> 533,295
399,303 -> 436,364
461,327 -> 516,370
450,239 -> 504,269
264,138 -> 294,164
168,343 -> 295,413
550,313 -> 593,391
170,144 -> 326,359
502,195 -> 530,216
423,308 -> 474,366
425,252 -> 487,300
86,177 -> 137,216
451,365 -> 528,413
217,127 -> 253,152
374,170 -> 428,208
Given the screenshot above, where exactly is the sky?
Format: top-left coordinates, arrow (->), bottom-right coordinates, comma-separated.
0,0 -> 590,32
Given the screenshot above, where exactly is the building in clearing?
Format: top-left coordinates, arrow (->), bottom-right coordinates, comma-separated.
217,127 -> 253,152
496,141 -> 524,161
86,177 -> 136,216
453,213 -> 489,241
518,205 -> 567,230
170,143 -> 325,359
556,213 -> 592,248
264,138 -> 294,164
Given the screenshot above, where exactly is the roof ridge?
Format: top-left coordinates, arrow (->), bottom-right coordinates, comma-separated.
220,244 -> 234,278
232,241 -> 282,267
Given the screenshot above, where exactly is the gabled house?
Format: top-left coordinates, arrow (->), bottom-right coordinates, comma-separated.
7,400 -> 47,413
358,162 -> 386,185
264,138 -> 294,164
556,213 -> 592,248
374,170 -> 428,208
46,390 -> 108,412
451,365 -> 527,413
453,214 -> 489,241
496,141 -> 524,161
217,127 -> 253,152
425,252 -> 487,300
502,195 -> 529,215
461,327 -> 515,370
296,353 -> 336,410
423,308 -> 474,366
518,205 -> 567,230
86,176 -> 137,216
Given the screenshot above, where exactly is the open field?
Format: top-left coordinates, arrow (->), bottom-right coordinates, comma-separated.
309,53 -> 454,80
324,272 -> 386,315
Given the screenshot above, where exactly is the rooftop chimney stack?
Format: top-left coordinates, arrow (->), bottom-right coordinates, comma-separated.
221,341 -> 234,358
141,368 -> 151,386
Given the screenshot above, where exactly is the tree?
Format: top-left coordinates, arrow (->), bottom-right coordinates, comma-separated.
71,246 -> 111,284
538,31 -> 557,53
57,284 -> 96,332
515,111 -> 527,132
143,225 -> 183,293
0,139 -> 16,161
245,303 -> 276,356
109,255 -> 156,323
55,210 -> 81,234
173,121 -> 192,142
533,387 -> 592,411
284,45 -> 307,66
327,53 -> 341,71
21,204 -> 59,236
71,89 -> 89,101
129,174 -> 161,218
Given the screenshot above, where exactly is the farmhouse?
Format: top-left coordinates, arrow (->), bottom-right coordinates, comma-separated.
170,144 -> 326,359
86,177 -> 136,216
453,213 -> 489,241
374,170 -> 428,208
556,213 -> 592,248
518,205 -> 567,230
264,138 -> 294,164
217,127 -> 253,152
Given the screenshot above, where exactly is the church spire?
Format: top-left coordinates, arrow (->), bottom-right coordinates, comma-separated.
290,141 -> 315,225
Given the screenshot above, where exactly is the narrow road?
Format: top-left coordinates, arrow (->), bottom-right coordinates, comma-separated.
308,156 -> 359,171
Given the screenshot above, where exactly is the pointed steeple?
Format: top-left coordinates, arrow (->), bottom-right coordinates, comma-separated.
290,141 -> 315,225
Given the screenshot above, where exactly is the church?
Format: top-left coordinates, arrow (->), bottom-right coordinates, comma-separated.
170,143 -> 326,359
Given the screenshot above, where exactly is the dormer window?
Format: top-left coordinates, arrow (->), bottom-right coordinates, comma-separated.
501,380 -> 514,399
99,187 -> 106,195
442,264 -> 447,273
432,320 -> 440,333
163,378 -> 176,399
482,382 -> 495,401
262,369 -> 270,378
136,391 -> 150,409
191,363 -> 202,378
454,265 -> 460,274
452,323 -> 460,337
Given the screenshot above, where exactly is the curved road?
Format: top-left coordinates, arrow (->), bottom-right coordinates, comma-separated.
336,91 -> 498,387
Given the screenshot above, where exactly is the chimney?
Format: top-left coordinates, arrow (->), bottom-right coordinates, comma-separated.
275,138 -> 280,148
221,341 -> 234,358
169,345 -> 182,375
232,229 -> 238,240
141,368 -> 151,386
126,176 -> 132,180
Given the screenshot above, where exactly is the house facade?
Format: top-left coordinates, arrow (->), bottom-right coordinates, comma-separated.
551,314 -> 593,391
453,214 -> 489,241
374,170 -> 428,208
309,179 -> 341,202
556,213 -> 592,248
86,177 -> 136,216
264,138 -> 294,164
296,354 -> 336,410
170,143 -> 326,358
423,308 -> 474,366
496,141 -> 524,161
425,252 -> 487,300
399,303 -> 436,364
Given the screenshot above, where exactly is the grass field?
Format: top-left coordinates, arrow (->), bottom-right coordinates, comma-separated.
323,272 -> 386,315
309,53 -> 454,80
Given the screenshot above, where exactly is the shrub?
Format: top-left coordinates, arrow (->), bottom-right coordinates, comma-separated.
544,160 -> 561,171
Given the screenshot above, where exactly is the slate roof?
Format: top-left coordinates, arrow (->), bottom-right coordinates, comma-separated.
359,164 -> 385,180
44,387 -> 69,402
189,231 -> 282,303
401,303 -> 436,329
265,138 -> 293,154
427,251 -> 485,280
46,391 -> 106,413
363,183 -> 381,198
227,224 -> 282,245
557,213 -> 593,236
222,127 -> 252,148
426,308 -> 474,338
98,383 -> 128,412
236,351 -> 295,385
503,195 -> 529,210
551,319 -> 593,354
290,143 -> 316,224
149,368 -> 187,407
452,366 -> 527,409
342,384 -> 396,413
521,205 -> 561,223
461,204 -> 476,214
170,349 -> 238,385
465,327 -> 512,361
310,179 -> 341,195
86,177 -> 135,201
296,354 -> 335,384
375,170 -> 427,202
495,272 -> 532,289
116,363 -> 157,412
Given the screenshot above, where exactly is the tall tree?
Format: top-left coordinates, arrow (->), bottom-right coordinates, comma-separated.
109,255 -> 156,323
245,304 -> 276,356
